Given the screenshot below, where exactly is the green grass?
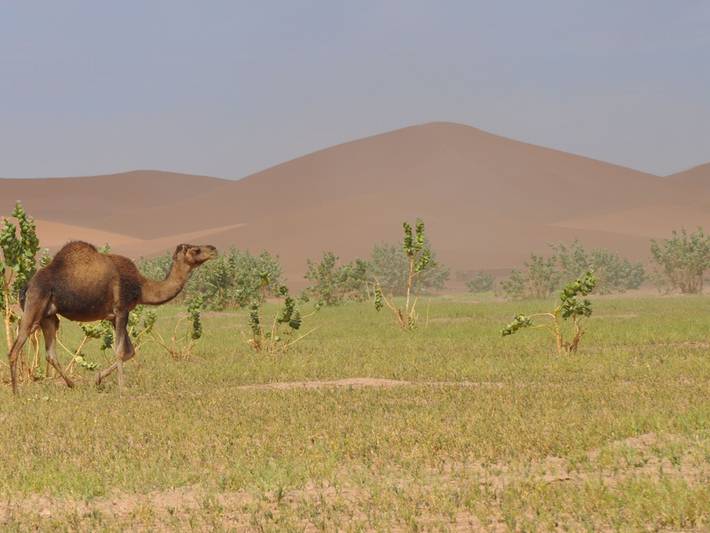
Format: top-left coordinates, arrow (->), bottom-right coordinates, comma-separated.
1,295 -> 710,530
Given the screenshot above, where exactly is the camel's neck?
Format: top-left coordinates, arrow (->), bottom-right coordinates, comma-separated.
140,261 -> 192,305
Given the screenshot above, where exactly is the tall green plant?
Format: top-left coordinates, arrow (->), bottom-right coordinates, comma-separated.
502,272 -> 597,354
374,219 -> 441,329
138,248 -> 283,309
304,252 -> 371,305
650,228 -> 710,294
0,202 -> 41,352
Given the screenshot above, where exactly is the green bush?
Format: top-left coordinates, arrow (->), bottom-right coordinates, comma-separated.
466,272 -> 495,293
138,248 -> 283,310
304,252 -> 371,305
501,254 -> 559,300
369,240 -> 448,296
551,240 -> 645,294
650,228 -> 710,294
501,241 -> 645,300
502,272 -> 597,354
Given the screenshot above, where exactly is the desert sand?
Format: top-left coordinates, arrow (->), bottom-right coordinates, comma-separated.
1,122 -> 708,282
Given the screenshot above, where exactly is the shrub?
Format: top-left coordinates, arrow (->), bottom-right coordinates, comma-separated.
370,241 -> 448,296
246,282 -> 317,353
551,240 -> 645,294
152,296 -> 205,360
0,202 -> 43,378
466,272 -> 495,293
650,228 -> 710,294
502,272 -> 596,354
304,252 -> 371,305
501,254 -> 559,300
501,241 -> 645,299
374,219 -> 441,330
138,248 -> 283,310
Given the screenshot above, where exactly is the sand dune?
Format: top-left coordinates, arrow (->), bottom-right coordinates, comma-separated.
1,123 -> 709,281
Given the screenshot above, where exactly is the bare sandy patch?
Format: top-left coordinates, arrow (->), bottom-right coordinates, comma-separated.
236,378 -> 505,391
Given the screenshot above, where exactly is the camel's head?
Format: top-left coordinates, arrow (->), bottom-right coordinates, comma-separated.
173,244 -> 218,268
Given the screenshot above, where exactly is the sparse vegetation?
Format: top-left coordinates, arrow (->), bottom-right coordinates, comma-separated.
138,248 -> 283,310
369,239 -> 448,296
1,294 -> 709,530
502,272 -> 596,354
151,296 -> 204,360
304,251 -> 371,305
502,241 -> 645,299
0,202 -> 43,379
466,271 -> 495,293
651,228 -> 710,294
374,219 -> 440,329
501,254 -> 559,300
245,281 -> 317,353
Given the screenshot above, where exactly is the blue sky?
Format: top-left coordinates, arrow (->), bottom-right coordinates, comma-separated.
1,1 -> 708,178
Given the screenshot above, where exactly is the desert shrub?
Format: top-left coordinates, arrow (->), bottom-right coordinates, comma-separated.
650,228 -> 710,294
138,248 -> 283,310
501,242 -> 645,300
246,281 -> 318,353
374,219 -> 441,330
466,272 -> 495,293
501,254 -> 559,300
62,305 -> 158,372
0,202 -> 43,378
304,252 -> 371,305
370,239 -> 448,296
502,272 -> 596,354
551,240 -> 645,294
152,296 -> 204,360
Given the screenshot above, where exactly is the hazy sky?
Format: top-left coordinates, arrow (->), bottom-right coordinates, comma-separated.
1,1 -> 709,178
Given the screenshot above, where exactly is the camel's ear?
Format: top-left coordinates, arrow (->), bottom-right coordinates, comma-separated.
173,244 -> 189,258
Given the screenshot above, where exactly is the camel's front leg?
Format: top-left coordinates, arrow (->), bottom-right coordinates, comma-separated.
95,313 -> 135,388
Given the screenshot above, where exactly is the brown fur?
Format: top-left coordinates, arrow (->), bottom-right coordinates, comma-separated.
7,241 -> 217,393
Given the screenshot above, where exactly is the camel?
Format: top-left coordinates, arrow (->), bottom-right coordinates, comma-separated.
7,241 -> 217,393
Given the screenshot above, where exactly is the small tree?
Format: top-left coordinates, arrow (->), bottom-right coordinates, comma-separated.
501,254 -> 559,300
650,228 -> 710,294
466,272 -> 495,293
502,272 -> 596,354
374,219 -> 439,330
304,252 -> 371,305
551,240 -> 645,294
0,202 -> 45,381
151,296 -> 204,360
138,248 -> 283,310
246,281 -> 317,353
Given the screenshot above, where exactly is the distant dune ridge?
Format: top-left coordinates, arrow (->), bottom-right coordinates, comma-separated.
1,122 -> 709,283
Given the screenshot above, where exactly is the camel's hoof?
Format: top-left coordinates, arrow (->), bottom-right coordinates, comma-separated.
66,380 -> 75,389
95,375 -> 103,386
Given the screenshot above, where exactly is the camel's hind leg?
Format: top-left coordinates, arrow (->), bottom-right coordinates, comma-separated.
40,315 -> 74,389
95,312 -> 135,388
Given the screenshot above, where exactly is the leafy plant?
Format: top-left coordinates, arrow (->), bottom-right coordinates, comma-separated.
374,219 -> 440,330
304,251 -> 371,305
466,272 -> 495,293
246,279 -> 317,353
502,272 -> 597,354
0,202 -> 43,379
551,240 -> 645,294
369,239 -> 448,297
152,296 -> 205,360
138,248 -> 283,310
650,228 -> 710,294
501,254 -> 559,300
501,242 -> 644,300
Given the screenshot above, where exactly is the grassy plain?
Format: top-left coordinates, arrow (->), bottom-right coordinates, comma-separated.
1,294 -> 709,530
